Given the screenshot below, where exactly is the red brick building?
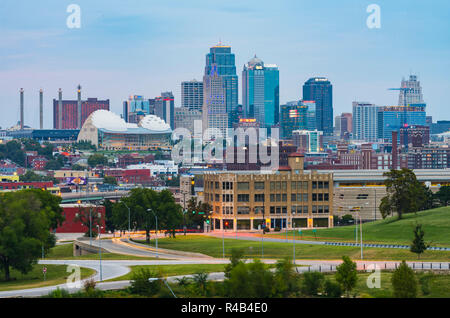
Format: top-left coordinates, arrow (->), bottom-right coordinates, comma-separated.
56,204 -> 106,233
53,98 -> 110,129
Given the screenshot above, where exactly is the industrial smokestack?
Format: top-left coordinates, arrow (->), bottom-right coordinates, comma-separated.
77,84 -> 82,128
39,89 -> 43,129
20,88 -> 24,130
58,88 -> 62,129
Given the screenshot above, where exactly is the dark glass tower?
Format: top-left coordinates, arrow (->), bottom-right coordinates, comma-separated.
303,77 -> 333,135
204,43 -> 238,127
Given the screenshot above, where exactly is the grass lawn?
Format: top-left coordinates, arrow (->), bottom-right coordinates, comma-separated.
45,243 -> 160,260
136,235 -> 450,261
106,264 -> 230,282
325,271 -> 450,298
269,207 -> 450,247
0,264 -> 95,292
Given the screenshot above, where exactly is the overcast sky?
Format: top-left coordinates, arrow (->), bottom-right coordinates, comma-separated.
0,0 -> 449,129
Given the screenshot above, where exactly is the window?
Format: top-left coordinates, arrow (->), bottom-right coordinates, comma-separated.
282,206 -> 287,214
254,182 -> 265,190
312,193 -> 317,201
324,182 -> 329,189
254,194 -> 265,202
237,194 -> 249,202
237,182 -> 249,190
303,193 -> 308,202
276,206 -> 281,214
276,194 -> 281,202
291,181 -> 297,190
324,193 -> 329,201
215,182 -> 219,189
297,193 -> 303,202
254,206 -> 264,214
275,182 -> 281,190
270,182 -> 275,190
357,194 -> 369,199
318,193 -> 323,201
312,205 -> 317,213
270,206 -> 275,214
270,194 -> 275,202
215,194 -> 220,202
237,206 -> 250,215
312,182 -> 317,189
318,182 -> 323,189
291,194 -> 296,202
281,182 -> 287,190
291,206 -> 297,214
282,194 -> 287,202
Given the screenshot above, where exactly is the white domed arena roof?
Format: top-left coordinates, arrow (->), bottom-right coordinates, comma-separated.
90,110 -> 127,132
139,115 -> 171,131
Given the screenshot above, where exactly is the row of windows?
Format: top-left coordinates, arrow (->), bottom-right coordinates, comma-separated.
205,180 -> 330,191
217,205 -> 329,215
206,192 -> 328,202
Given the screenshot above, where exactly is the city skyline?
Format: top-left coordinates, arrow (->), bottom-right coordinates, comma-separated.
1,0 -> 449,129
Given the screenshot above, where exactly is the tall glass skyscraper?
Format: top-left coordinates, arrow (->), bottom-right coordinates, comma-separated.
303,77 -> 333,135
242,56 -> 279,129
204,43 -> 238,130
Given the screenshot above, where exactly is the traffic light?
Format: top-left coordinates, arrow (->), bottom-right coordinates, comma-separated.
190,176 -> 195,195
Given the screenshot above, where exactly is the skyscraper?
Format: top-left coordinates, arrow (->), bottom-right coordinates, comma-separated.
123,95 -> 153,124
155,92 -> 175,130
377,105 -> 426,141
242,55 -> 279,129
303,77 -> 333,135
181,80 -> 203,111
352,102 -> 379,142
398,75 -> 424,106
203,43 -> 238,130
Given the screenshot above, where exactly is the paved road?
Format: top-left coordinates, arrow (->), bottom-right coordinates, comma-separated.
206,232 -> 450,251
2,259 -> 449,298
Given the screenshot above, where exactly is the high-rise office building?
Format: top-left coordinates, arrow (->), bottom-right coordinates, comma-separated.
242,56 -> 279,128
303,77 -> 333,135
203,43 -> 238,130
202,65 -> 228,139
398,75 -> 424,106
155,92 -> 175,130
352,102 -> 379,142
174,107 -> 202,136
53,88 -> 109,129
123,95 -> 154,124
181,80 -> 203,111
292,130 -> 323,153
280,101 -> 307,139
377,105 -> 426,141
335,113 -> 352,138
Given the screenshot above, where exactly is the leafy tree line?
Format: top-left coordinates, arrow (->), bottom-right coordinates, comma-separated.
0,189 -> 64,281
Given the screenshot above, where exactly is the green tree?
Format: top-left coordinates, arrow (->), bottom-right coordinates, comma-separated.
380,169 -> 429,219
129,268 -> 163,296
335,256 -> 358,297
45,159 -> 63,170
19,170 -> 58,184
0,191 -> 62,281
111,188 -> 183,242
273,257 -> 299,297
391,261 -> 418,298
434,185 -> 450,206
301,271 -> 324,296
103,176 -> 118,186
73,205 -> 103,238
224,248 -> 245,279
410,223 -> 429,259
192,271 -> 209,297
324,279 -> 342,298
88,154 -> 108,167
225,260 -> 274,298
186,197 -> 213,229
103,199 -> 115,233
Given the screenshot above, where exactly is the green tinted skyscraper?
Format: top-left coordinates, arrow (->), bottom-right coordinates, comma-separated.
242,56 -> 279,128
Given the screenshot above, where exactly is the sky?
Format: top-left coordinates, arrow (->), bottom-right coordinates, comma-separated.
0,0 -> 449,129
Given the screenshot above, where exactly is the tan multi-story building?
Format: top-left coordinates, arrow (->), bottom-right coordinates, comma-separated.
203,153 -> 334,231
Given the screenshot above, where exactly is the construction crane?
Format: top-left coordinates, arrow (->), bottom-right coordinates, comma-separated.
387,87 -> 415,107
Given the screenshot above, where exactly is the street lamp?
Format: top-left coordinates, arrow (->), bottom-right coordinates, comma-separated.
123,201 -> 131,238
148,278 -> 176,298
147,208 -> 158,258
96,223 -> 103,281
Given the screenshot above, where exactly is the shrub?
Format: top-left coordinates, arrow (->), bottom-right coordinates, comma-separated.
335,256 -> 358,297
130,268 -> 163,296
391,261 -> 418,298
301,271 -> 325,296
46,288 -> 71,298
418,272 -> 433,295
324,280 -> 342,298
